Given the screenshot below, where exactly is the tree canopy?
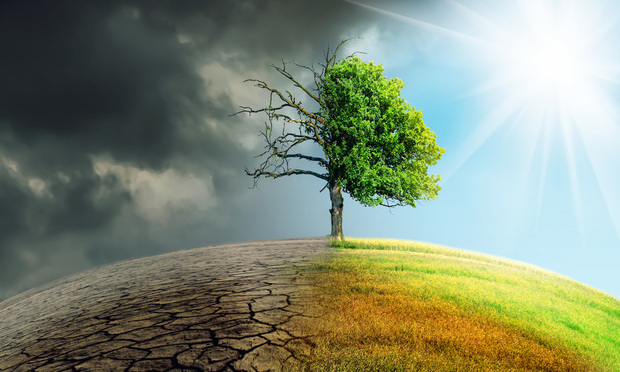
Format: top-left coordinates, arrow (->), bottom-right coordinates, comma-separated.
238,41 -> 445,240
321,56 -> 445,208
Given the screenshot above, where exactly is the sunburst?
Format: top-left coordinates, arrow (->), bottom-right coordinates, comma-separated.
346,0 -> 620,241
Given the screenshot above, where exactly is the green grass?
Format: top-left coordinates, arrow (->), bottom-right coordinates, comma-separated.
299,238 -> 620,371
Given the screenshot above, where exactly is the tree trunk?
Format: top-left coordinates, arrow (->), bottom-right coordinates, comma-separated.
329,180 -> 344,241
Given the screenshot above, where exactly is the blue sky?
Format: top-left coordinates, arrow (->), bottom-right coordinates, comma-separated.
1,0 -> 619,302
337,0 -> 620,299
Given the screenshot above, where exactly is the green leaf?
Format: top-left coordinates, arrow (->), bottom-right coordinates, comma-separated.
320,57 -> 445,207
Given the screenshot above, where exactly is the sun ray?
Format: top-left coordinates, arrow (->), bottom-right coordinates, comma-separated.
534,106 -> 553,225
344,0 -> 499,49
348,0 -> 620,244
559,113 -> 585,241
441,85 -> 531,181
571,89 -> 620,239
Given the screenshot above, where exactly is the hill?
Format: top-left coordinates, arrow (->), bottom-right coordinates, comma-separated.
1,237 -> 618,371
302,238 -> 620,371
0,238 -> 327,371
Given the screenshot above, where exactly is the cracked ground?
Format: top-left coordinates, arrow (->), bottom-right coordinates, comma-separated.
0,237 -> 329,371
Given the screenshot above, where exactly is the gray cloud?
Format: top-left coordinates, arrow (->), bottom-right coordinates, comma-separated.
0,0 -> 388,300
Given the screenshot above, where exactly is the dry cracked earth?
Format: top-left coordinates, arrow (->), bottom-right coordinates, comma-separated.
0,237 -> 329,371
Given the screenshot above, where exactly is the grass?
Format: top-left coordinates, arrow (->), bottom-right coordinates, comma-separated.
298,238 -> 620,371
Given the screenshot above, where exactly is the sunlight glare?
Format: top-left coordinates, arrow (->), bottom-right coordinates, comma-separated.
529,37 -> 576,87
345,0 -> 620,242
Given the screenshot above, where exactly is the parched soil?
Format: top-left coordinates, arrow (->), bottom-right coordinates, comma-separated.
0,237 -> 329,371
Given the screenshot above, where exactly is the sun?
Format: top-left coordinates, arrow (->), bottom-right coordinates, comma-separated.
501,8 -> 593,101
345,0 -> 620,240
528,37 -> 577,88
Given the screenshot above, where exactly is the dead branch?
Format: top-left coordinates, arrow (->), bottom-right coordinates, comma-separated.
237,39 -> 354,187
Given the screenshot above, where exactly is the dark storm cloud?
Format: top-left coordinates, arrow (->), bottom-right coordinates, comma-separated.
0,0 -> 380,300
0,1 -> 199,167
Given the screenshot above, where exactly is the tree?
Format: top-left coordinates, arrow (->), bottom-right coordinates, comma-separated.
237,41 -> 445,241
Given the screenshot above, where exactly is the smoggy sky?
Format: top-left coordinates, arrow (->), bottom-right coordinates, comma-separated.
1,0 -> 619,302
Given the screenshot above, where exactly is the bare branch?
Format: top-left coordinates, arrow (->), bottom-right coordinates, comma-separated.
326,38 -> 349,67
292,59 -> 322,88
237,41 -> 367,188
246,168 -> 329,182
234,78 -> 326,146
319,38 -> 364,71
380,200 -> 408,208
242,78 -> 326,126
270,63 -> 321,104
281,153 -> 328,166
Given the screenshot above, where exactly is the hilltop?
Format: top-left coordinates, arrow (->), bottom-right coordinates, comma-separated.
303,238 -> 620,371
0,237 -> 618,371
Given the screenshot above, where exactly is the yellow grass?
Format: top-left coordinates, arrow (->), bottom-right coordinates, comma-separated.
298,238 -> 620,371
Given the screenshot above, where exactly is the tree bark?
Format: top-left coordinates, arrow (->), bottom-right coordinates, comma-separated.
329,180 -> 344,241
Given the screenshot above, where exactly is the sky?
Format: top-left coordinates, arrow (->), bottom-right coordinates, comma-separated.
1,0 -> 620,302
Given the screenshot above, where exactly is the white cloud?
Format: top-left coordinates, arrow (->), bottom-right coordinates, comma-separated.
27,178 -> 47,197
1,155 -> 50,197
199,62 -> 265,151
0,155 -> 19,173
92,156 -> 217,223
176,33 -> 192,44
200,61 -> 254,108
56,172 -> 71,184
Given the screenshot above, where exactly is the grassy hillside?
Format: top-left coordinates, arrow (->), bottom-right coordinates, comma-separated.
300,238 -> 620,371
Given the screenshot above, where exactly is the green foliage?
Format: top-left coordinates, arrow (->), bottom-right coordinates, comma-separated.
329,239 -> 358,249
324,238 -> 620,370
321,57 -> 446,207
